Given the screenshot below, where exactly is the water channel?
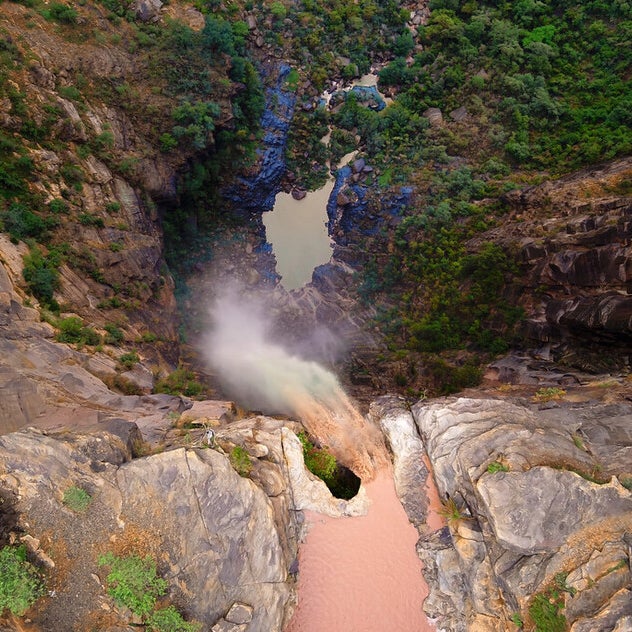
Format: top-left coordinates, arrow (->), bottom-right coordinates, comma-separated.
262,73 -> 389,292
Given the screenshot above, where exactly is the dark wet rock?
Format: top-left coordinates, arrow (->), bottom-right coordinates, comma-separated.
328,86 -> 386,113
291,188 -> 306,200
352,158 -> 366,174
327,165 -> 412,244
223,65 -> 297,215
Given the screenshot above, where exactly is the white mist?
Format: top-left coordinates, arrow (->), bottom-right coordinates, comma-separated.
203,287 -> 386,478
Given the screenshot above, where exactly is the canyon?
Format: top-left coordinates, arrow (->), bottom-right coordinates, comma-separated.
0,0 -> 631,630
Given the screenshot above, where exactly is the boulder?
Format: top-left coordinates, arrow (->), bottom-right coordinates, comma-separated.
133,0 -> 162,22
0,427 -> 295,630
477,468 -> 632,555
423,107 -> 443,126
225,602 -> 253,624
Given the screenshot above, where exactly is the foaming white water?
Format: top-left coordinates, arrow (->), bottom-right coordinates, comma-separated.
203,288 -> 387,478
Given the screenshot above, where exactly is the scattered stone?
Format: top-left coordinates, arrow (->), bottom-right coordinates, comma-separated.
225,602 -> 253,624
449,106 -> 468,122
177,400 -> 235,428
133,0 -> 162,22
423,107 -> 443,126
352,158 -> 366,174
291,188 -> 306,200
211,621 -> 247,632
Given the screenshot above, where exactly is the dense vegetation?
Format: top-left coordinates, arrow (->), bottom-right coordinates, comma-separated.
98,552 -> 200,631
271,0 -> 630,393
0,545 -> 45,616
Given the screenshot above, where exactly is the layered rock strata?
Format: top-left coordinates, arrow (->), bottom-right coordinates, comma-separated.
403,395 -> 632,631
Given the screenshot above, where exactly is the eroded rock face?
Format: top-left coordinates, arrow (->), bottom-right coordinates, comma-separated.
0,424 -> 297,631
223,64 -> 297,216
410,396 -> 632,631
117,448 -> 290,630
489,156 -> 632,370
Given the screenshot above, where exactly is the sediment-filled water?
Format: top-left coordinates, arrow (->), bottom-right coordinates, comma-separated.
263,182 -> 334,291
285,469 -> 435,632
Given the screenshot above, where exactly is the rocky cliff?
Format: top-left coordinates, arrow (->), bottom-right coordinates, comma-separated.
0,408 -> 307,631
372,385 -> 632,632
492,157 -> 632,372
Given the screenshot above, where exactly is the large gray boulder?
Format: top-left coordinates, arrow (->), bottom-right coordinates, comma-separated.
0,427 -> 295,630
478,467 -> 632,555
411,396 -> 632,631
117,448 -> 291,629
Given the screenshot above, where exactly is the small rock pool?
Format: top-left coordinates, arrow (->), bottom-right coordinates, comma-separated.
262,180 -> 335,291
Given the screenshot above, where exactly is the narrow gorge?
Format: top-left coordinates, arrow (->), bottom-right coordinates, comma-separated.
0,0 -> 631,630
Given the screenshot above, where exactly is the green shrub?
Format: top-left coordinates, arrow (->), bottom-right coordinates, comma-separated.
2,202 -> 48,241
104,323 -> 124,345
119,351 -> 139,370
529,573 -> 574,632
147,606 -> 201,632
98,553 -> 167,617
154,368 -> 204,397
0,545 -> 45,616
529,593 -> 566,632
78,213 -> 105,228
298,431 -> 337,484
47,2 -> 78,23
159,133 -> 178,152
60,163 -> 84,190
487,461 -> 509,473
56,316 -> 101,346
103,373 -> 144,395
58,86 -> 82,101
62,485 -> 92,512
620,476 -> 632,491
229,446 -> 252,477
48,198 -> 69,214
105,201 -> 121,213
22,246 -> 61,307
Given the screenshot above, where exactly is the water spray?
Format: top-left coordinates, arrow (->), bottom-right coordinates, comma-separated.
203,286 -> 388,479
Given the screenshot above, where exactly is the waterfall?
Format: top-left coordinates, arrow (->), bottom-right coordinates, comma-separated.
203,286 -> 388,479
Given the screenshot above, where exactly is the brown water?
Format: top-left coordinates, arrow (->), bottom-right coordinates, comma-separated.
291,387 -> 389,480
263,182 -> 334,291
285,469 -> 435,632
